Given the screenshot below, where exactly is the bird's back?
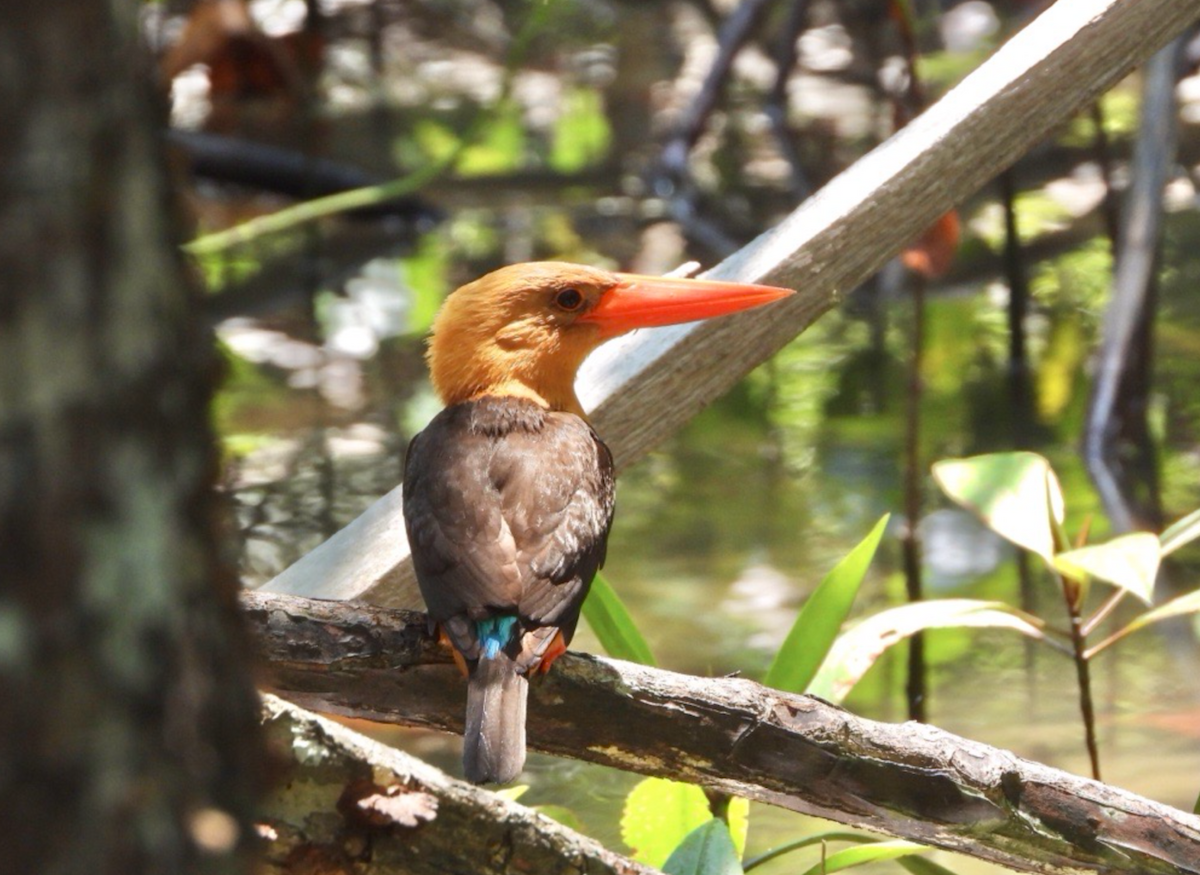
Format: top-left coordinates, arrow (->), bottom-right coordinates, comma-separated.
403,395 -> 615,665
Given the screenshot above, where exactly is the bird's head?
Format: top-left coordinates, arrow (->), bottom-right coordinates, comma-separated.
427,261 -> 792,416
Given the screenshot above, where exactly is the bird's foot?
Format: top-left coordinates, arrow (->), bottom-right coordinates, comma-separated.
437,625 -> 470,678
534,629 -> 567,675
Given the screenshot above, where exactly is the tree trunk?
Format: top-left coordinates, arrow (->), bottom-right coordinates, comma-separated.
0,1 -> 264,872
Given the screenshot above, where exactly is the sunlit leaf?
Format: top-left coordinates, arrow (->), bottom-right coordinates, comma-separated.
663,819 -> 744,875
582,572 -> 656,666
796,840 -> 931,875
808,600 -> 1044,703
1036,317 -> 1086,423
399,236 -> 448,335
932,453 -> 1064,561
1160,508 -> 1200,557
457,100 -> 525,176
412,118 -> 461,163
620,779 -> 749,867
1052,533 -> 1160,604
550,87 -> 612,173
764,515 -> 889,693
726,797 -> 749,860
621,779 -> 713,869
1113,590 -> 1200,639
494,784 -> 528,802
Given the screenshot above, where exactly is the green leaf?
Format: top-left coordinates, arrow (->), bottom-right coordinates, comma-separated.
726,797 -> 749,860
932,452 -> 1064,561
493,784 -> 528,802
898,854 -> 964,875
457,101 -> 526,176
764,515 -> 889,693
622,778 -> 711,868
550,87 -> 612,173
534,804 -> 583,831
663,820 -> 744,875
1161,508 -> 1200,557
399,236 -> 448,335
796,840 -> 931,875
808,599 -> 1045,703
1052,533 -> 1160,604
744,832 -> 875,871
582,572 -> 656,666
1114,590 -> 1200,638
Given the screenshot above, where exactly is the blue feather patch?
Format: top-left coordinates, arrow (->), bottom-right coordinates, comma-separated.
476,615 -> 518,660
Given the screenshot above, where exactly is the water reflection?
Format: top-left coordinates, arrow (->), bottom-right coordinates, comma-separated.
180,0 -> 1200,864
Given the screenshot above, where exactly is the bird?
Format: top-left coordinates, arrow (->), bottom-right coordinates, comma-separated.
402,261 -> 792,783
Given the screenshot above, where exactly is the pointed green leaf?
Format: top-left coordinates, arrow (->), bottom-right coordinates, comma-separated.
932,452 -> 1064,561
744,833 -> 874,871
493,784 -> 528,802
765,516 -> 889,693
1115,589 -> 1200,638
583,572 -> 656,666
898,855 -> 964,875
796,840 -> 931,875
1161,508 -> 1200,557
808,599 -> 1045,703
534,804 -> 583,831
663,820 -> 744,875
1052,533 -> 1160,604
622,778 -> 712,868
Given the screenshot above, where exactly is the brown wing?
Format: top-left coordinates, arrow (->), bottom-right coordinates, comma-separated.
403,397 -> 615,656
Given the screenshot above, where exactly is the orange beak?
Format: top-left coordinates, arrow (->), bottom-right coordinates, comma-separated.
577,273 -> 793,339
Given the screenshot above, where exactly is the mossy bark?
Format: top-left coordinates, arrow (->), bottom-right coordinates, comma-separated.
245,591 -> 1200,875
0,1 -> 263,871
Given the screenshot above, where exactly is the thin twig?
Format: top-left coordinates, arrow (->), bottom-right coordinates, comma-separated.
765,0 -> 812,200
1081,588 -> 1127,639
902,274 -> 927,723
1057,570 -> 1103,780
658,0 -> 779,180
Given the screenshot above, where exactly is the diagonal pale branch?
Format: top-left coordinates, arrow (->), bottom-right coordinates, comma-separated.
262,0 -> 1200,608
245,592 -> 1200,875
259,694 -> 659,875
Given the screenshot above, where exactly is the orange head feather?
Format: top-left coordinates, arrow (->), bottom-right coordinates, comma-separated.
427,261 -> 793,416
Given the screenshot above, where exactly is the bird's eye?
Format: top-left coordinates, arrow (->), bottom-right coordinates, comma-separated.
555,288 -> 584,311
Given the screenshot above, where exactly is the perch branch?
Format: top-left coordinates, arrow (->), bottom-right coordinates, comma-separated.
244,591 -> 1200,875
260,0 -> 1200,609
258,694 -> 657,875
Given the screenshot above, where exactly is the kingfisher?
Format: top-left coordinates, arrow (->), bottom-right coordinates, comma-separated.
402,261 -> 791,783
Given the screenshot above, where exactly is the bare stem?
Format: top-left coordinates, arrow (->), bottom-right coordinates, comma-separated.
1061,574 -> 1102,779
1082,589 -> 1126,638
903,275 -> 927,723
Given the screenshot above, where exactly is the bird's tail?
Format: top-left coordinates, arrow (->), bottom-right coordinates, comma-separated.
464,650 -> 528,784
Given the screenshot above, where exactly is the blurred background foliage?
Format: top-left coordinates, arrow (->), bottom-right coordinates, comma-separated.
153,0 -> 1200,870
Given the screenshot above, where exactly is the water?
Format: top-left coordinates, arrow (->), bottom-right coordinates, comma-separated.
218,229 -> 1200,871
191,2 -> 1200,866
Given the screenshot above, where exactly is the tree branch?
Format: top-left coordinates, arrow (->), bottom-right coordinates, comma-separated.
258,694 -> 658,875
261,0 -> 1200,609
244,591 -> 1200,875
